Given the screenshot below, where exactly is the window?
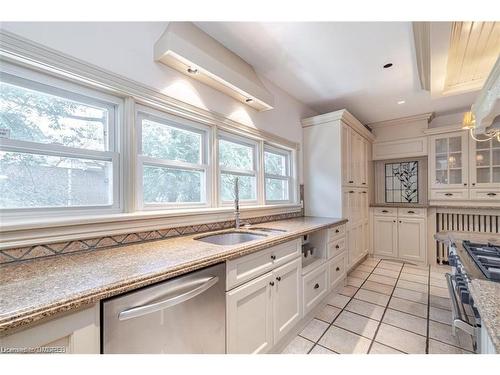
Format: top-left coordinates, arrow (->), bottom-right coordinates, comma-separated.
137,107 -> 210,208
0,72 -> 119,212
218,134 -> 258,203
385,161 -> 418,203
264,145 -> 292,202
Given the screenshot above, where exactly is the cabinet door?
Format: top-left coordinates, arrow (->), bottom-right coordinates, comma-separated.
373,216 -> 398,257
226,272 -> 274,354
362,139 -> 370,187
362,220 -> 369,256
347,224 -> 363,267
342,124 -> 353,186
397,218 -> 426,263
469,137 -> 500,189
344,189 -> 357,223
273,258 -> 302,343
429,131 -> 469,189
351,133 -> 363,186
359,189 -> 369,221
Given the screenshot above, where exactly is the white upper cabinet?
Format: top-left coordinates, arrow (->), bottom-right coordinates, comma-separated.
342,124 -> 354,186
429,131 -> 469,189
469,137 -> 500,189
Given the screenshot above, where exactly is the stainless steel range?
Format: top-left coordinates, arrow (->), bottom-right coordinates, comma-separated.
446,240 -> 500,352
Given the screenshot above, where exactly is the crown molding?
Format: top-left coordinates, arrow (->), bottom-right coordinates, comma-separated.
301,109 -> 374,141
0,30 -> 298,150
423,124 -> 464,135
367,112 -> 434,129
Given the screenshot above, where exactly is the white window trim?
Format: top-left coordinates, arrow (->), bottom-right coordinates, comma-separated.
217,131 -> 260,206
264,143 -> 294,204
0,63 -> 124,220
135,105 -> 212,211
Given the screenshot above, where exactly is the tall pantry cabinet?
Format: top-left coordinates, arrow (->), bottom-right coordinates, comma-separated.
302,110 -> 374,270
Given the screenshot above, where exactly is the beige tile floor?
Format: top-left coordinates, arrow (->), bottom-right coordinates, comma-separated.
281,257 -> 475,354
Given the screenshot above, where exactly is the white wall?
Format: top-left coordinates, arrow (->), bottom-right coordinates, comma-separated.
0,22 -> 317,182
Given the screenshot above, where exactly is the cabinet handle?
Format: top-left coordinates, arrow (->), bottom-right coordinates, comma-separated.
276,276 -> 281,282
335,245 -> 340,249
464,183 -> 467,186
382,210 -> 389,213
444,193 -> 453,196
487,192 -> 497,196
269,281 -> 275,286
270,255 -> 276,260
362,182 -> 366,185
336,267 -> 340,271
472,183 -> 476,186
349,180 -> 354,184
314,283 -> 320,289
362,191 -> 367,194
349,191 -> 355,193
335,229 -> 340,233
408,210 -> 415,214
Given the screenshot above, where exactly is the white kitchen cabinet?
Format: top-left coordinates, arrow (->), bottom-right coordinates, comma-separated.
226,272 -> 274,354
0,305 -> 99,354
373,208 -> 427,264
469,137 -> 500,189
342,124 -> 354,186
397,217 -> 426,262
302,262 -> 328,315
373,216 -> 398,258
328,252 -> 347,289
429,131 -> 469,190
272,258 -> 302,343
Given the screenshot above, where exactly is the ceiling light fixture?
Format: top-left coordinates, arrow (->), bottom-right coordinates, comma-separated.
383,63 -> 393,69
187,67 -> 198,74
397,100 -> 406,105
462,111 -> 500,142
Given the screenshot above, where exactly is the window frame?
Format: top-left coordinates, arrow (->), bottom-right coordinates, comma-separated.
135,105 -> 212,210
217,131 -> 260,206
263,143 -> 294,204
0,64 -> 122,219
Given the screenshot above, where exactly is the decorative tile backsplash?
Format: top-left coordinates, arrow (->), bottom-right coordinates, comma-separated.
0,211 -> 303,264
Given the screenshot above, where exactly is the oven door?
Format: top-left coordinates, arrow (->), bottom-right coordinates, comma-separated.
445,273 -> 479,351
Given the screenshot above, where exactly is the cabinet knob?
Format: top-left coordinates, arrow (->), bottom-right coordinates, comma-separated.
270,255 -> 276,260
314,283 -> 320,289
464,183 -> 467,186
472,183 -> 476,186
362,182 -> 366,185
444,193 -> 453,196
349,191 -> 355,193
399,221 -> 402,223
269,281 -> 275,286
335,229 -> 340,233
362,191 -> 367,194
393,220 -> 396,223
276,276 -> 281,282
335,245 -> 340,249
336,267 -> 340,271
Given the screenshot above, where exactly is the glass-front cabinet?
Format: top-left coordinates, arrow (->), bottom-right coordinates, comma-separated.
469,137 -> 500,188
429,131 -> 469,189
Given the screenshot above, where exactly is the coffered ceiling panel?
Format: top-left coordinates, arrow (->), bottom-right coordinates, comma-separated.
444,22 -> 500,95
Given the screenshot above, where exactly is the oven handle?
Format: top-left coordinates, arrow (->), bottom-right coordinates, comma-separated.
118,276 -> 219,321
445,273 -> 475,336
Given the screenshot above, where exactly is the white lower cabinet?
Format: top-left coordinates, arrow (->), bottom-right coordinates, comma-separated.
397,218 -> 426,262
373,216 -> 398,257
373,209 -> 427,264
226,257 -> 301,354
328,252 -> 347,289
0,304 -> 99,354
302,263 -> 328,315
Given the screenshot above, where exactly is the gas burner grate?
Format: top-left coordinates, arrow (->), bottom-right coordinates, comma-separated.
463,241 -> 500,281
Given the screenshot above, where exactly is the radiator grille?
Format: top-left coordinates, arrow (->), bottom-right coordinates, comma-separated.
436,211 -> 500,264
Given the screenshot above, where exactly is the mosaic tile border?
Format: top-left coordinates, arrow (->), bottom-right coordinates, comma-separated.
0,211 -> 303,264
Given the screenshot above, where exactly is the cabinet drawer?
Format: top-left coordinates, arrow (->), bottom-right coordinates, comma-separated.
327,237 -> 346,259
328,224 -> 346,242
430,189 -> 469,201
397,208 -> 426,218
373,207 -> 397,216
303,263 -> 328,315
226,239 -> 301,290
328,253 -> 346,289
470,189 -> 500,201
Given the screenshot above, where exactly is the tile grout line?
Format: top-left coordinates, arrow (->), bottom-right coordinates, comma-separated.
307,257 -> 382,354
366,260 -> 405,354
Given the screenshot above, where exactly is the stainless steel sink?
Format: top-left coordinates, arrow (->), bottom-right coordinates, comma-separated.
248,227 -> 287,233
195,231 -> 267,245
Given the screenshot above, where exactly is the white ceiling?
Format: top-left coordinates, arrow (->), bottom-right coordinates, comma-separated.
196,22 -> 479,124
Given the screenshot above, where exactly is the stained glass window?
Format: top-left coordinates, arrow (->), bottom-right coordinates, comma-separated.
385,161 -> 418,203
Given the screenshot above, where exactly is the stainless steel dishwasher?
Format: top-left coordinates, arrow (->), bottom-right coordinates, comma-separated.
102,263 -> 225,354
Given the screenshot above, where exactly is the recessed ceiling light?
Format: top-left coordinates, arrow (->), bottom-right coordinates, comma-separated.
245,98 -> 253,103
383,63 -> 393,69
187,67 -> 198,74
397,100 -> 406,104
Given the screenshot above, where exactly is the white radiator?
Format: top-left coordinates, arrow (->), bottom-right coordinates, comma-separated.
436,210 -> 500,264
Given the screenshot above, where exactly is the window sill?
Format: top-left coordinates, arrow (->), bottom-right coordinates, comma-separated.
0,203 -> 303,250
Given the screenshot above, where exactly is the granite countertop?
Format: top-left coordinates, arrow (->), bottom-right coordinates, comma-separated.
435,231 -> 500,352
0,216 -> 346,335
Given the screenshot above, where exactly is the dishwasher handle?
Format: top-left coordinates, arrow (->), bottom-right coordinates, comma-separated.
118,276 -> 219,321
